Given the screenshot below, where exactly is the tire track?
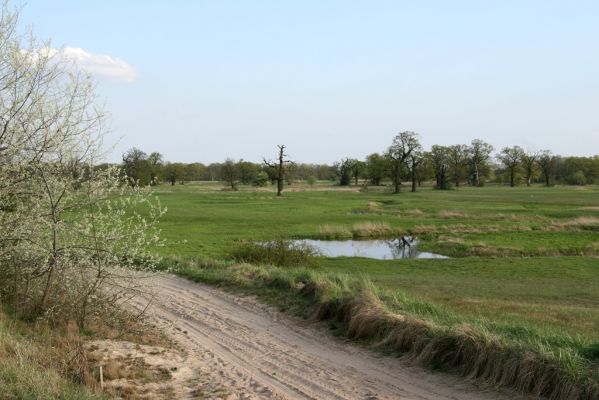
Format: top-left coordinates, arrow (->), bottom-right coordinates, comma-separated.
130,274 -> 529,400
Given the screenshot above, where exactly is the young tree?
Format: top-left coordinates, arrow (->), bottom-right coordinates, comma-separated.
0,4 -> 163,328
263,145 -> 292,196
498,146 -> 524,187
386,131 -> 421,193
466,139 -> 494,186
521,150 -> 538,186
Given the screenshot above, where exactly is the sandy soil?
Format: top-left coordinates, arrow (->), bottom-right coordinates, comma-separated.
130,274 -> 528,400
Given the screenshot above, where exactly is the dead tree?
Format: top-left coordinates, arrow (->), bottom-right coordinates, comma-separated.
263,145 -> 292,196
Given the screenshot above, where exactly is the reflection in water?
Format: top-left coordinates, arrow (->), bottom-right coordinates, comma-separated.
291,238 -> 448,260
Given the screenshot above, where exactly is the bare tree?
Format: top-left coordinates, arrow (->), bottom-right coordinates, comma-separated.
263,145 -> 292,196
386,131 -> 421,194
498,146 -> 524,187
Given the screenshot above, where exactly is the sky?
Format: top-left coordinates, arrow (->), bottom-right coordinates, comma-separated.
19,1 -> 599,164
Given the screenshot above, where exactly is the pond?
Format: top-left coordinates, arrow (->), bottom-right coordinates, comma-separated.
292,237 -> 448,260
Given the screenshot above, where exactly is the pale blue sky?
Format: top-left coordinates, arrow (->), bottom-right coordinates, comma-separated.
21,1 -> 599,163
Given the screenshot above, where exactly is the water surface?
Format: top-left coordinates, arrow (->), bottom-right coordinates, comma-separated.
293,237 -> 448,260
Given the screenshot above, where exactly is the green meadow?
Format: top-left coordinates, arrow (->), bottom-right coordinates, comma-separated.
154,182 -> 599,397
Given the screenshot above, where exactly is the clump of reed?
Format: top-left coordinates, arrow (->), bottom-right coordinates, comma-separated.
231,239 -> 321,268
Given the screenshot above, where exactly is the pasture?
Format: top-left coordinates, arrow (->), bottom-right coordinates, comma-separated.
154,182 -> 599,396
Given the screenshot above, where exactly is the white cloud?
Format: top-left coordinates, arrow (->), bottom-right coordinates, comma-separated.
24,46 -> 138,83
62,46 -> 138,83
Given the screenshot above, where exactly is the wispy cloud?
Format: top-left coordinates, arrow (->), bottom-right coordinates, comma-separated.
25,46 -> 138,83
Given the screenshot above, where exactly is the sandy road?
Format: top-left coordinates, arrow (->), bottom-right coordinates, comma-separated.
131,274 -> 526,400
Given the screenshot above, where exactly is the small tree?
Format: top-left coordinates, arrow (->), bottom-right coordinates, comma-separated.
386,131 -> 421,193
498,146 -> 524,187
263,145 -> 292,196
0,3 -> 163,329
221,158 -> 240,190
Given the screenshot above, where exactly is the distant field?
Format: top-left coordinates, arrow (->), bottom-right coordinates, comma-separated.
154,182 -> 599,396
153,182 -> 599,258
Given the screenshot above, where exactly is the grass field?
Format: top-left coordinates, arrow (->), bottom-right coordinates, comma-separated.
153,182 -> 599,398
153,182 -> 599,258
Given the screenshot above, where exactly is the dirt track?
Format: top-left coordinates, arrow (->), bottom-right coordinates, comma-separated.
131,274 -> 526,400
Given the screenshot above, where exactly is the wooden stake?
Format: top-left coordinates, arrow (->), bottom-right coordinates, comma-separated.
99,365 -> 104,390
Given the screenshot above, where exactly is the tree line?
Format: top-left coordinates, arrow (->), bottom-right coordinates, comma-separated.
122,132 -> 599,192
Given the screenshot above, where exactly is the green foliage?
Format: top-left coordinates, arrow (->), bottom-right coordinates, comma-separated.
565,170 -> 588,185
251,171 -> 270,187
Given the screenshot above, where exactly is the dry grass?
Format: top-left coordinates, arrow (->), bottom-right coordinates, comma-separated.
437,210 -> 468,219
309,283 -> 599,400
410,225 -> 439,235
367,201 -> 382,210
351,221 -> 395,238
318,224 -> 352,239
402,208 -> 424,217
549,217 -> 599,230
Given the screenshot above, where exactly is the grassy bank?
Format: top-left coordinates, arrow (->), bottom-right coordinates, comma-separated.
0,310 -> 102,400
170,258 -> 599,400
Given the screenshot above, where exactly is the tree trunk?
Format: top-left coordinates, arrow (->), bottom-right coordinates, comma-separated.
411,171 -> 417,192
510,169 -> 515,187
394,180 -> 401,194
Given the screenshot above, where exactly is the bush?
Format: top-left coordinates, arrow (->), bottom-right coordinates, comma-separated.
231,240 -> 320,267
252,171 -> 270,187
